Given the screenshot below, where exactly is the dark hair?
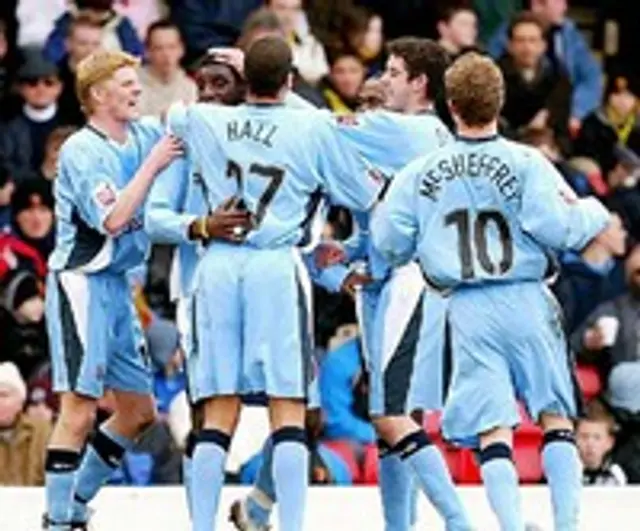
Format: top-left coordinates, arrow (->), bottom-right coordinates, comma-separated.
145,19 -> 183,46
325,45 -> 363,68
237,8 -> 283,51
437,4 -> 475,25
0,165 -> 11,188
507,11 -> 548,39
387,37 -> 450,102
244,36 -> 292,97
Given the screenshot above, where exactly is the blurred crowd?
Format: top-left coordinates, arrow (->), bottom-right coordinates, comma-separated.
1,0 -> 640,491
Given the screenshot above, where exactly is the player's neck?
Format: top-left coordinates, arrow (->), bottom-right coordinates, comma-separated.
88,114 -> 129,144
404,99 -> 432,115
246,90 -> 285,105
457,121 -> 498,140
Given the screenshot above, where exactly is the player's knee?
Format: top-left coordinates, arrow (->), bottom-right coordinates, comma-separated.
539,412 -> 573,434
478,441 -> 513,465
56,406 -> 96,440
391,429 -> 433,460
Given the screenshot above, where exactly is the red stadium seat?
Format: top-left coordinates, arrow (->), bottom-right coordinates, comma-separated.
323,440 -> 362,484
361,444 -> 379,485
576,363 -> 602,400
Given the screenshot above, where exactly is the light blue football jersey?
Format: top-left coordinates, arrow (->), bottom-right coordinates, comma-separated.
334,110 -> 452,279
166,101 -> 381,248
49,118 -> 162,274
372,135 -> 610,291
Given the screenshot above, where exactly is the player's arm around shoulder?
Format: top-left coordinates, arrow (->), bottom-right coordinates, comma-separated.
371,156 -> 425,267
313,112 -> 385,212
518,145 -> 610,251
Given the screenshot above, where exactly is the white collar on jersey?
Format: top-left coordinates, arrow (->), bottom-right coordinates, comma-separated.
23,103 -> 57,123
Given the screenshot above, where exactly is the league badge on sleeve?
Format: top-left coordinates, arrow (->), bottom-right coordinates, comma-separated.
94,181 -> 118,208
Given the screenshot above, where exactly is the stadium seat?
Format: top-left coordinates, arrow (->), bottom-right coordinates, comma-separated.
361,444 -> 379,485
576,363 -> 602,400
322,440 -> 362,484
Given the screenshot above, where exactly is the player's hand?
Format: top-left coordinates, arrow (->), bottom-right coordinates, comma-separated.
315,241 -> 346,268
583,327 -> 605,351
205,197 -> 253,242
341,271 -> 373,297
207,47 -> 245,78
148,135 -> 184,173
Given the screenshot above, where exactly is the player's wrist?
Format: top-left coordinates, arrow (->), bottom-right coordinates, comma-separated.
188,216 -> 210,241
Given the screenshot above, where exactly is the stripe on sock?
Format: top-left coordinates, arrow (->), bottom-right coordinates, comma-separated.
45,449 -> 82,473
91,429 -> 126,469
543,429 -> 576,447
185,430 -> 197,458
394,430 -> 431,460
272,426 -> 307,446
479,442 -> 512,465
377,439 -> 392,459
198,428 -> 232,452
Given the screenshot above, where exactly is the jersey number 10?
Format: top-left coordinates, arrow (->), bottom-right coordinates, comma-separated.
445,209 -> 514,280
227,159 -> 284,227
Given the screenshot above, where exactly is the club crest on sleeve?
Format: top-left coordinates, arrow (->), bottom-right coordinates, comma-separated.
94,182 -> 117,207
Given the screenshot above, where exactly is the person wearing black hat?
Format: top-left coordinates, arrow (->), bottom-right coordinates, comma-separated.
10,178 -> 55,262
0,48 -> 64,183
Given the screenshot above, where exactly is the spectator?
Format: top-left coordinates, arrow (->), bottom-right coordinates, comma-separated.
487,0 -> 603,134
236,8 -> 325,108
139,20 -> 197,118
572,245 -> 640,393
0,362 -> 50,486
319,336 -> 375,445
16,0 -> 67,48
0,167 -> 14,232
498,12 -> 572,145
10,178 -> 55,262
44,0 -> 144,64
57,13 -> 103,126
40,126 -> 78,181
267,0 -> 329,85
170,0 -> 262,63
577,401 -> 627,486
113,0 -> 168,40
25,361 -> 57,423
518,127 -> 592,196
0,50 -> 63,182
356,77 -> 386,111
338,6 -> 385,77
553,214 -> 627,335
0,20 -> 19,119
576,76 -> 640,174
603,147 -> 640,244
436,4 -> 479,61
320,49 -> 366,114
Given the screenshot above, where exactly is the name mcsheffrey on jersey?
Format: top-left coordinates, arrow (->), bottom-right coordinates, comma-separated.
372,135 -> 610,291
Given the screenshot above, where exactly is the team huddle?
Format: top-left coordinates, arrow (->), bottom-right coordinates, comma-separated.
41,33 -> 612,531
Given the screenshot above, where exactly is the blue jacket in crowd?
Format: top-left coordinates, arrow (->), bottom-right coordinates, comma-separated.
320,338 -> 376,444
487,18 -> 603,120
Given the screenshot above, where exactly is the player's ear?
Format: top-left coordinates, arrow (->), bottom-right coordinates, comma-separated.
413,73 -> 427,97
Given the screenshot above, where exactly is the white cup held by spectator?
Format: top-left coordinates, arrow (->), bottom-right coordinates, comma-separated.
597,316 -> 620,347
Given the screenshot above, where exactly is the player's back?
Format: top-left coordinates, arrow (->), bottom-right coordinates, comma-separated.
403,135 -> 604,291
172,102 -> 376,248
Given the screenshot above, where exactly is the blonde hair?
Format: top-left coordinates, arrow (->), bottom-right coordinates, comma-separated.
445,52 -> 505,127
76,50 -> 140,115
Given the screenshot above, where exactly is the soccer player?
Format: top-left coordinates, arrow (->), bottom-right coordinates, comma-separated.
372,52 -> 612,531
164,36 -> 381,531
144,49 -> 251,521
43,50 -> 182,530
231,37 -> 470,531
